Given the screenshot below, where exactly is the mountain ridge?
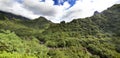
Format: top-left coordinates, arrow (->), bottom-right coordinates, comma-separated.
0,10 -> 30,20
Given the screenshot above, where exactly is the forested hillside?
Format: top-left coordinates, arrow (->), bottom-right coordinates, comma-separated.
0,4 -> 120,58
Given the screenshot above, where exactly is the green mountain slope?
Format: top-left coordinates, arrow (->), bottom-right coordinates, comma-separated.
0,4 -> 120,58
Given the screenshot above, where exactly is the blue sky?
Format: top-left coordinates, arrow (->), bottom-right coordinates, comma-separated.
19,0 -> 77,9
0,0 -> 120,23
50,0 -> 77,9
17,0 -> 23,3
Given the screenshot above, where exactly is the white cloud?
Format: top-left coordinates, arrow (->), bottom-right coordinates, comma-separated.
0,0 -> 39,19
0,0 -> 120,23
116,0 -> 120,4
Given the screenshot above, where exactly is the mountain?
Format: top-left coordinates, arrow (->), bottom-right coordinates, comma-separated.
0,10 -> 30,20
0,4 -> 120,58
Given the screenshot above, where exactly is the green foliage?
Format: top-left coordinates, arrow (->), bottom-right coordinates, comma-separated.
0,30 -> 49,58
0,51 -> 37,58
0,30 -> 22,52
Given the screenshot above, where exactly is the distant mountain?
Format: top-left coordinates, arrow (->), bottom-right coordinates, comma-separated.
0,10 -> 30,20
0,10 -> 52,36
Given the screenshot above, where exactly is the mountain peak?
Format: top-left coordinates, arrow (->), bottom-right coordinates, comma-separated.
94,11 -> 100,15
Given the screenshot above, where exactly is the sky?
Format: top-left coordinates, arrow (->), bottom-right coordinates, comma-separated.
0,0 -> 120,23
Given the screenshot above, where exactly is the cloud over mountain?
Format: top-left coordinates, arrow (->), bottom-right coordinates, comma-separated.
0,0 -> 120,23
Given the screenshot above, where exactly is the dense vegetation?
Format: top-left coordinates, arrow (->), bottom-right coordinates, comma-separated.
0,4 -> 120,58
